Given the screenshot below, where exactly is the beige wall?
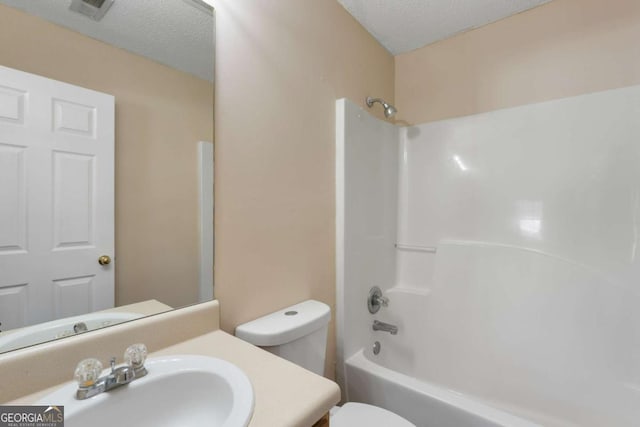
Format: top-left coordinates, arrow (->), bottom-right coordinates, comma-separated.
0,5 -> 214,309
4,0 -> 634,388
212,0 -> 640,380
396,0 -> 640,124
211,0 -> 394,378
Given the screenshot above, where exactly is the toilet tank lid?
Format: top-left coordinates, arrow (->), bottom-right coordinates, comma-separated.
235,300 -> 331,346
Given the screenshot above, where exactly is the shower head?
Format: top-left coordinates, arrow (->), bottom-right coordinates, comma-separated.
366,97 -> 397,118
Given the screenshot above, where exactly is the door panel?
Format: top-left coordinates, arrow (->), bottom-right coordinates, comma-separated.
52,99 -> 96,138
0,283 -> 28,331
0,85 -> 26,124
52,275 -> 95,318
52,151 -> 95,249
0,65 -> 114,328
0,143 -> 26,252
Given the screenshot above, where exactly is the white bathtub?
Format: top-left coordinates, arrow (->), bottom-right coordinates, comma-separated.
340,242 -> 640,427
345,349 -> 542,427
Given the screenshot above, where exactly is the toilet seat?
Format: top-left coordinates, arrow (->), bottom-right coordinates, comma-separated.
330,403 -> 416,427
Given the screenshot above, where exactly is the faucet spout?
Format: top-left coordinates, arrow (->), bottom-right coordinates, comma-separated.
372,320 -> 398,335
104,357 -> 136,389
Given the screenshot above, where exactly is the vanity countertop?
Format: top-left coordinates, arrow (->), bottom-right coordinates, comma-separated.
10,329 -> 341,427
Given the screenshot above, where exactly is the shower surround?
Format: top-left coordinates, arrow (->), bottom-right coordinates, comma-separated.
335,86 -> 640,426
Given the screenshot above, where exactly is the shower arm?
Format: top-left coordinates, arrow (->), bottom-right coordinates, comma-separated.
365,96 -> 397,118
366,97 -> 384,108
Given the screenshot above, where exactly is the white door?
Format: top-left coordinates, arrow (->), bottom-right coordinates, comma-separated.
0,66 -> 114,331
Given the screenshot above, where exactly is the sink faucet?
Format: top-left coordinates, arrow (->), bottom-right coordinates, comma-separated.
74,344 -> 148,400
372,320 -> 398,335
77,357 -> 136,399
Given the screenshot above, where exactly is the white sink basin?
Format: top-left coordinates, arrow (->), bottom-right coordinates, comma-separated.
38,355 -> 254,427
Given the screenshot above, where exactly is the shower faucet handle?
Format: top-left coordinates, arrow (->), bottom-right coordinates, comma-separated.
368,286 -> 389,314
376,294 -> 389,307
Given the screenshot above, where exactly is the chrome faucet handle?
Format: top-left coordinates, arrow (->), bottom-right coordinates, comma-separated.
124,343 -> 147,368
368,286 -> 389,314
376,294 -> 389,307
124,343 -> 148,377
74,358 -> 103,388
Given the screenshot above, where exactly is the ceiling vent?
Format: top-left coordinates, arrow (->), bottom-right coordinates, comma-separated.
69,0 -> 114,21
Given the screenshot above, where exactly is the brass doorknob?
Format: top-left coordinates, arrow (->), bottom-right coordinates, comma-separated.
98,255 -> 112,266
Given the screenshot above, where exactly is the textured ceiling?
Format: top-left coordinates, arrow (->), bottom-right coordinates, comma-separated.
0,0 -> 214,81
337,0 -> 553,55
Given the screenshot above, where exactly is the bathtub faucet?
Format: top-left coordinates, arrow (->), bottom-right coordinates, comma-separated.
372,320 -> 398,335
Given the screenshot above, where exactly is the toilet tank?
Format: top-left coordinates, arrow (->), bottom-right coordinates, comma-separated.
235,300 -> 331,376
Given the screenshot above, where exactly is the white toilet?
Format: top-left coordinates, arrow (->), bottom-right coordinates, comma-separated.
235,300 -> 415,427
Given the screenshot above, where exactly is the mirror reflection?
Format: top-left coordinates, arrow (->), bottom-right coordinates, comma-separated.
0,0 -> 214,352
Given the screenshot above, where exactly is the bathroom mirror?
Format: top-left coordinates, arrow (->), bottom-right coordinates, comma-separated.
0,0 -> 214,353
